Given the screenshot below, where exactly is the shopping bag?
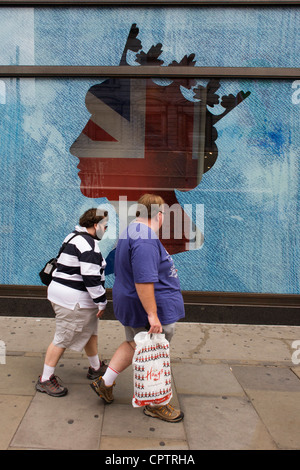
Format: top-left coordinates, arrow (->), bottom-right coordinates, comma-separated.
132,331 -> 172,408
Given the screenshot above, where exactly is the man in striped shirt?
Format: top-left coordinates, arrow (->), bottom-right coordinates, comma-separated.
36,208 -> 108,397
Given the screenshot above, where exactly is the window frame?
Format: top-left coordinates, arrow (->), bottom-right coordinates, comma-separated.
0,0 -> 299,5
0,66 -> 299,78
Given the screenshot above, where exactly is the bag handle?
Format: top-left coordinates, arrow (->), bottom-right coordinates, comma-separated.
134,331 -> 167,344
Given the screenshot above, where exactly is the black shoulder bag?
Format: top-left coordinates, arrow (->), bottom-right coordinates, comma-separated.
39,233 -> 79,286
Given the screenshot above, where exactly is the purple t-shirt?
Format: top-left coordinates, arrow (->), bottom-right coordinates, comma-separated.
112,222 -> 185,327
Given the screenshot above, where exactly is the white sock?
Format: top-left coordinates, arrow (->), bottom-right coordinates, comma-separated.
102,366 -> 119,386
88,354 -> 101,370
41,364 -> 55,382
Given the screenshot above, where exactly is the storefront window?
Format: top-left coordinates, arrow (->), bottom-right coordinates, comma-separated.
0,75 -> 298,294
0,5 -> 299,296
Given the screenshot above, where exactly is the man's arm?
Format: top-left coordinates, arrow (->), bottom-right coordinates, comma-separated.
135,282 -> 162,334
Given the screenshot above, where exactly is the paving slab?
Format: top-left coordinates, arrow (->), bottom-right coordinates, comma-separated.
0,317 -> 55,353
292,366 -> 300,379
247,390 -> 300,450
231,365 -> 300,392
194,324 -> 298,363
10,384 -> 105,450
0,395 -> 33,450
101,403 -> 186,442
99,436 -> 189,450
0,356 -> 42,395
172,362 -> 245,396
179,394 -> 277,450
229,365 -> 300,450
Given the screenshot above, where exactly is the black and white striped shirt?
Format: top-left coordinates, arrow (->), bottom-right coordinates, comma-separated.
48,226 -> 107,310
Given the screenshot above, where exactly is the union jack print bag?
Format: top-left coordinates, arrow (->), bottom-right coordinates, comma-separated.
132,332 -> 172,408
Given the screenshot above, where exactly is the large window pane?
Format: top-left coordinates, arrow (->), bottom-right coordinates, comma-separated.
0,7 -> 299,67
0,76 -> 299,294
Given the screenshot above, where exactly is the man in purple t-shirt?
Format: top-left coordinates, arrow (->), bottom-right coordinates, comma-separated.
113,215 -> 185,331
91,194 -> 185,423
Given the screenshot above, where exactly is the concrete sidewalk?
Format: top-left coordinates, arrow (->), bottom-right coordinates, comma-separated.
1,316 -> 300,450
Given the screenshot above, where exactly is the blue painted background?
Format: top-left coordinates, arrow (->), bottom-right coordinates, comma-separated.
0,7 -> 299,294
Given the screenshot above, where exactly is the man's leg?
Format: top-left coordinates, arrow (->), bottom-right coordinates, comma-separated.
102,340 -> 136,385
84,334 -> 108,379
36,342 -> 67,397
42,342 -> 65,377
84,334 -> 98,357
90,340 -> 136,403
85,334 -> 100,369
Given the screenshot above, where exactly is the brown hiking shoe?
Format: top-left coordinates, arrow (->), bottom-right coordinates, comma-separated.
143,403 -> 184,422
90,376 -> 115,404
35,375 -> 68,397
86,361 -> 108,380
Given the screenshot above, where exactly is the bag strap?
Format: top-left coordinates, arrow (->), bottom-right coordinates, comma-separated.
56,232 -> 80,258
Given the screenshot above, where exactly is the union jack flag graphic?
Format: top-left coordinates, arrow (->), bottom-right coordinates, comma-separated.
70,77 -> 197,203
70,77 -> 197,254
70,24 -> 250,255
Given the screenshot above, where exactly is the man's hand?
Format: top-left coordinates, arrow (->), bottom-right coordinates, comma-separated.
96,309 -> 105,319
148,313 -> 163,335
